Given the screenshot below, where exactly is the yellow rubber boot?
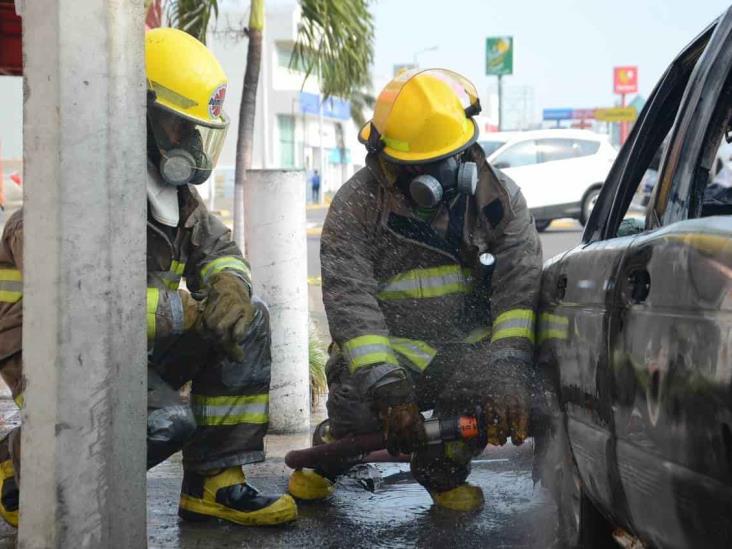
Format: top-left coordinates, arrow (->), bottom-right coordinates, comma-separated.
288,469 -> 335,501
179,467 -> 297,526
431,483 -> 484,512
0,459 -> 18,528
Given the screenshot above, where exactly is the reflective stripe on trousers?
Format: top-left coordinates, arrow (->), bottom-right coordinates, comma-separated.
377,265 -> 473,301
191,393 -> 269,426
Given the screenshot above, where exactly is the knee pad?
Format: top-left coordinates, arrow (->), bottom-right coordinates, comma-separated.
147,405 -> 197,469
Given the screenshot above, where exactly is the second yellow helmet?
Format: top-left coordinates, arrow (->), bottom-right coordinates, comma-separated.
359,69 -> 482,164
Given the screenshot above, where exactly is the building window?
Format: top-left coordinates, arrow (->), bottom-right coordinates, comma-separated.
276,43 -> 311,72
278,115 -> 295,168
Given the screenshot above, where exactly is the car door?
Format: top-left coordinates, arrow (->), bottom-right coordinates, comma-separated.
491,139 -> 546,208
538,18 -> 719,540
609,11 -> 732,548
534,138 -> 586,207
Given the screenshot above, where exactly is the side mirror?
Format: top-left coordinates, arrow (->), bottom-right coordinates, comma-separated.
493,161 -> 510,169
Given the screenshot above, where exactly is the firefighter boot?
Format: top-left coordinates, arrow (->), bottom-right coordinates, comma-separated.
288,469 -> 335,501
431,483 -> 484,512
179,467 -> 297,526
288,419 -> 337,501
0,460 -> 18,528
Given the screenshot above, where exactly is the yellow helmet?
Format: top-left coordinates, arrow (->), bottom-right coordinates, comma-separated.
359,69 -> 481,164
145,27 -> 228,128
145,28 -> 229,185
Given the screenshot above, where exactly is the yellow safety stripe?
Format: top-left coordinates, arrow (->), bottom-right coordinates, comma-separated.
200,256 -> 251,286
13,393 -> 23,409
191,393 -> 269,426
161,260 -> 187,290
464,327 -> 492,344
377,265 -> 473,301
389,337 -> 437,372
382,135 -> 410,152
538,312 -> 569,343
147,288 -> 160,341
343,334 -> 398,372
0,269 -> 22,304
491,309 -> 536,344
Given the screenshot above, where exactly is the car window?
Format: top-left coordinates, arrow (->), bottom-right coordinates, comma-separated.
479,140 -> 507,157
537,139 -> 577,162
576,139 -> 600,156
493,140 -> 537,168
584,23 -> 713,242
694,77 -> 732,218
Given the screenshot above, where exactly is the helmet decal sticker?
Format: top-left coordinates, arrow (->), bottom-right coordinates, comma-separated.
209,85 -> 227,119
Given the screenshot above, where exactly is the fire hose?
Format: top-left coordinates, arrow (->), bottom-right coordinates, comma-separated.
285,411 -> 487,470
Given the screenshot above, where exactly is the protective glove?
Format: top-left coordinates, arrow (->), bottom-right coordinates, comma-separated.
373,379 -> 425,456
179,290 -> 203,332
482,358 -> 532,446
199,272 -> 255,361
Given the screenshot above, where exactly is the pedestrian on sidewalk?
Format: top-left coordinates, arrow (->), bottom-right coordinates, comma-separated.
288,69 -> 542,512
310,169 -> 321,203
0,28 -> 297,529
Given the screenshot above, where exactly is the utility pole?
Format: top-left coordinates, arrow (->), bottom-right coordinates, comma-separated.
497,74 -> 503,131
20,0 -> 147,546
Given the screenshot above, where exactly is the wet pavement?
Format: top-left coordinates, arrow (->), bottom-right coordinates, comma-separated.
0,396 -> 557,548
145,435 -> 557,549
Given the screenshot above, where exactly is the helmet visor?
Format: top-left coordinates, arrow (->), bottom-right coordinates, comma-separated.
149,104 -> 228,184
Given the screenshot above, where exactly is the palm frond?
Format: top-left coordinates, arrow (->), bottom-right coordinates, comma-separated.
165,0 -> 220,44
292,0 -> 374,101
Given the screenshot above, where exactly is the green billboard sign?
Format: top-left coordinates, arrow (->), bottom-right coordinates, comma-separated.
485,36 -> 513,76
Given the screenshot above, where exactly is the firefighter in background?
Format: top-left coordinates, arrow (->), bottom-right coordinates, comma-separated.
288,69 -> 543,511
0,28 -> 297,527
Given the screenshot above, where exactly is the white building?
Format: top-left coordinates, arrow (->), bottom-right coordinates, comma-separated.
208,1 -> 363,200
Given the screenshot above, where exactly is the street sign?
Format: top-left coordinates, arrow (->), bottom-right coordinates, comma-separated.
298,91 -> 350,120
542,108 -> 573,121
485,36 -> 513,76
595,107 -> 637,122
614,66 -> 638,94
572,109 -> 596,120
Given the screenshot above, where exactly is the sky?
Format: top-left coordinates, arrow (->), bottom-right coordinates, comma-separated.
368,0 -> 730,121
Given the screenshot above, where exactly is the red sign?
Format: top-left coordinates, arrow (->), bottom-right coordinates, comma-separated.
614,66 -> 638,95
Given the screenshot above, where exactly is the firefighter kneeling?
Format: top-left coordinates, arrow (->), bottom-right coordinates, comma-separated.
288,69 -> 542,511
0,28 -> 297,528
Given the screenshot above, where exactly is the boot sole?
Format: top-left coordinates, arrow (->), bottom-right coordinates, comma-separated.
179,494 -> 298,526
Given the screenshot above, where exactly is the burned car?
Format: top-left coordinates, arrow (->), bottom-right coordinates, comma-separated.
537,9 -> 732,549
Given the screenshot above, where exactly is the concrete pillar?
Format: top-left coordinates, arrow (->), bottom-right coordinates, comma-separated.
19,0 -> 147,547
244,170 -> 310,433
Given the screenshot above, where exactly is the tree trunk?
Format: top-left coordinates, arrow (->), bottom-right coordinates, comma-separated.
234,0 -> 265,250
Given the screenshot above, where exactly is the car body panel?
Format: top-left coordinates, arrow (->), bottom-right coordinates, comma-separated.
539,10 -> 732,548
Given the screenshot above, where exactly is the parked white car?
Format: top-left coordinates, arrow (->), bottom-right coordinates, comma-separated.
480,129 -> 617,231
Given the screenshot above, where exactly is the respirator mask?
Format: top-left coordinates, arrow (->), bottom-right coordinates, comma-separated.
405,155 -> 478,208
147,101 -> 228,186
